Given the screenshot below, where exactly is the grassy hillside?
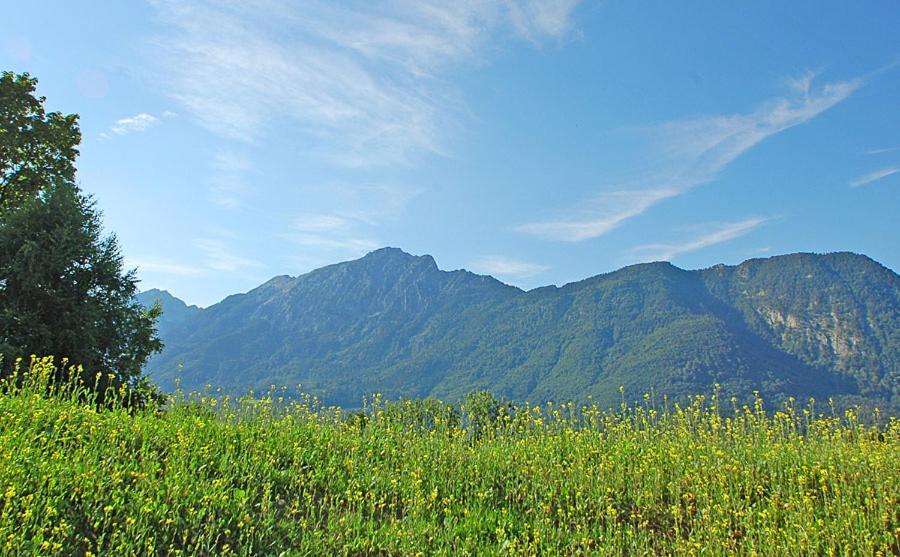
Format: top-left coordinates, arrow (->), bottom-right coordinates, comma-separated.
144,250 -> 899,411
2,358 -> 897,555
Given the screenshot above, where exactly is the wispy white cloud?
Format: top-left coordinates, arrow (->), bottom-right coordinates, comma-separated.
291,214 -> 351,233
519,73 -> 861,241
194,238 -> 263,272
471,255 -> 548,278
784,69 -> 818,96
505,0 -> 582,40
149,0 -> 582,165
279,182 -> 421,263
864,146 -> 899,155
126,256 -> 204,277
280,180 -> 421,267
849,166 -> 900,188
208,151 -> 252,208
517,188 -> 678,242
280,224 -> 380,272
280,212 -> 380,259
128,231 -> 263,279
283,230 -> 380,253
652,77 -> 859,185
108,113 -> 160,135
326,183 -> 423,224
287,211 -> 376,250
628,217 -> 769,262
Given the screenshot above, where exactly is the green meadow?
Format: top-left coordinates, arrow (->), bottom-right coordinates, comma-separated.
1,358 -> 897,556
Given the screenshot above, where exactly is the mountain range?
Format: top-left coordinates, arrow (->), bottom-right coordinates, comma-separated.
137,249 -> 899,411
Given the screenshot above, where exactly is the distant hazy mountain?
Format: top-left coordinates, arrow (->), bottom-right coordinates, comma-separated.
135,288 -> 202,338
139,249 -> 899,411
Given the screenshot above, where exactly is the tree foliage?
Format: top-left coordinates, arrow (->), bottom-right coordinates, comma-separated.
463,390 -> 504,440
0,71 -> 80,216
0,71 -> 161,399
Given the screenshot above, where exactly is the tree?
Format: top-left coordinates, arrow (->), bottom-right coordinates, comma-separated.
0,71 -> 161,401
463,390 -> 503,440
0,71 -> 80,216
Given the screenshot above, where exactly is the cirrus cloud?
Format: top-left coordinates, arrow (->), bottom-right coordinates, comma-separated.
519,74 -> 861,242
149,0 -> 583,166
849,166 -> 899,188
471,255 -> 548,279
627,217 -> 771,262
100,113 -> 161,139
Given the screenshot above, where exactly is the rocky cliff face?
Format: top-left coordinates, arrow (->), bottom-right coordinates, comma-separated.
701,252 -> 899,400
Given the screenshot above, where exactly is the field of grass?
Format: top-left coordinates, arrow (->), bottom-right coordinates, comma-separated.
1,358 -> 898,556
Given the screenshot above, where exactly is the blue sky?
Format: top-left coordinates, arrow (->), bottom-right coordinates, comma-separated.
3,1 -> 898,307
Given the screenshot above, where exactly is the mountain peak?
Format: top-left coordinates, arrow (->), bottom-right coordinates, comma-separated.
367,246 -> 411,257
360,247 -> 438,269
364,246 -> 419,259
137,288 -> 196,307
135,289 -> 202,332
620,260 -> 680,272
140,288 -> 174,298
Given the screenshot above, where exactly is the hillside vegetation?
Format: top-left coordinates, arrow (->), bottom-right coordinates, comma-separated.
140,249 -> 900,411
1,358 -> 897,555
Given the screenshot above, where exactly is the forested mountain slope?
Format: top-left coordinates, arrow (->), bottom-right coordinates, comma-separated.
141,249 -> 899,410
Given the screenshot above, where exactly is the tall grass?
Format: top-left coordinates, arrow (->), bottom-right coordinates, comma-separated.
1,357 -> 897,555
